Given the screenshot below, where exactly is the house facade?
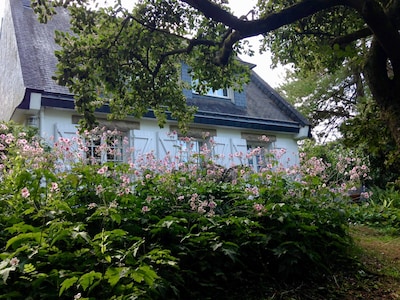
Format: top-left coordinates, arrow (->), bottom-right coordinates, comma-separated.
0,0 -> 310,169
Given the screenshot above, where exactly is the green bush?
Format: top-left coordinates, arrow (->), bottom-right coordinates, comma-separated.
348,186 -> 400,233
0,123 -> 363,299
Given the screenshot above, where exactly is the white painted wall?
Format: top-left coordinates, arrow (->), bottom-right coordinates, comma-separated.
39,107 -> 302,168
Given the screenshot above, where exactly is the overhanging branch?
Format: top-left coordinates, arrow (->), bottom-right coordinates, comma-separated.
181,0 -> 348,65
330,27 -> 372,46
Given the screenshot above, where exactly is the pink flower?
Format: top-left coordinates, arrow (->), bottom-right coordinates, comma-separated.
253,203 -> 264,212
10,257 -> 19,266
141,206 -> 150,213
97,166 -> 108,175
109,200 -> 118,208
96,185 -> 104,195
50,182 -> 59,192
208,201 -> 216,208
88,203 -> 97,209
21,187 -> 30,198
360,192 -> 370,199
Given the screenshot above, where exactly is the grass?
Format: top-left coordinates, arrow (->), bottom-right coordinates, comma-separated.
260,225 -> 400,300
347,225 -> 400,299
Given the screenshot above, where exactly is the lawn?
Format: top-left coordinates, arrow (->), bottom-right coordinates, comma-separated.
263,225 -> 400,300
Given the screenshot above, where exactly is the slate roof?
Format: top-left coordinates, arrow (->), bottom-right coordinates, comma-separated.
11,0 -> 71,95
9,0 -> 310,131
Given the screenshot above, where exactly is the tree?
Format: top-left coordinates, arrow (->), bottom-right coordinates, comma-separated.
340,98 -> 400,188
32,0 -> 400,149
277,65 -> 365,142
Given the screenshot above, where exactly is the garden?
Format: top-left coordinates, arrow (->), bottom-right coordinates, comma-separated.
0,122 -> 399,299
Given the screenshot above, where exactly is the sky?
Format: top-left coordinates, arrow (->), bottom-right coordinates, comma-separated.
0,0 -> 287,87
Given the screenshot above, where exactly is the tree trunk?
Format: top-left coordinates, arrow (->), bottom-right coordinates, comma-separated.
364,39 -> 400,148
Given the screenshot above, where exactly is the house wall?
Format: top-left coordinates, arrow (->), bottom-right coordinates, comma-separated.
0,0 -> 25,121
39,107 -> 302,168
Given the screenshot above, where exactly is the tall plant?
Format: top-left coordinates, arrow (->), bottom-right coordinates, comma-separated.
0,123 -> 368,299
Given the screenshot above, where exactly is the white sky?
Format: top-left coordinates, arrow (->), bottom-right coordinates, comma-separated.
0,0 -> 286,87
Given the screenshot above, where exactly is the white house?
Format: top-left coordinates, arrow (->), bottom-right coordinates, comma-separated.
0,0 -> 310,169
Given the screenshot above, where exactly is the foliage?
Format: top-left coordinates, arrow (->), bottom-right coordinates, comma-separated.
349,186 -> 400,234
299,139 -> 370,188
277,63 -> 367,142
0,122 -> 369,299
31,0 -> 250,131
341,98 -> 400,188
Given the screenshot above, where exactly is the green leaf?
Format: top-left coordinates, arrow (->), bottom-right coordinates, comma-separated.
79,271 -> 102,291
135,265 -> 159,286
23,207 -> 35,215
6,232 -> 45,250
130,270 -> 144,283
23,263 -> 36,274
110,212 -> 122,224
105,267 -> 129,287
59,276 -> 78,296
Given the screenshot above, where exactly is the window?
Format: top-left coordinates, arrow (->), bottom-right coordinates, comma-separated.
86,136 -> 102,163
86,131 -> 127,164
241,133 -> 276,171
177,137 -> 209,164
206,88 -> 229,98
247,144 -> 270,171
170,126 -> 216,165
106,135 -> 125,163
191,79 -> 233,99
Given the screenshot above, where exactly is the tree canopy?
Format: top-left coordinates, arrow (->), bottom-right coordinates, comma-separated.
32,0 -> 400,148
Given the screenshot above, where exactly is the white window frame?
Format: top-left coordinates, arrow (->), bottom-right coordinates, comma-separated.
86,131 -> 127,164
177,138 -> 210,164
246,142 -> 274,171
191,79 -> 234,100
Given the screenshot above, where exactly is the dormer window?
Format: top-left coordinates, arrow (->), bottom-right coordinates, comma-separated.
192,79 -> 233,100
205,88 -> 231,98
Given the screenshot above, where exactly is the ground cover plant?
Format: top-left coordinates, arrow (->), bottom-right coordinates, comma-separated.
0,122 -> 370,299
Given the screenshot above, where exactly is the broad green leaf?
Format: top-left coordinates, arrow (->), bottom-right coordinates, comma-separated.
79,271 -> 102,291
6,232 -> 45,250
105,267 -> 129,287
59,276 -> 78,296
135,265 -> 159,286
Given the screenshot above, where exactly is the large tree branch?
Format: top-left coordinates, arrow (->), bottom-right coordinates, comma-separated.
346,0 -> 400,72
181,0 -> 346,35
182,0 -> 347,65
183,0 -> 400,73
330,27 -> 372,47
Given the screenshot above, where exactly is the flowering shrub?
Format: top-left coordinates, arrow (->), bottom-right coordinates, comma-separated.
0,123 -> 369,299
